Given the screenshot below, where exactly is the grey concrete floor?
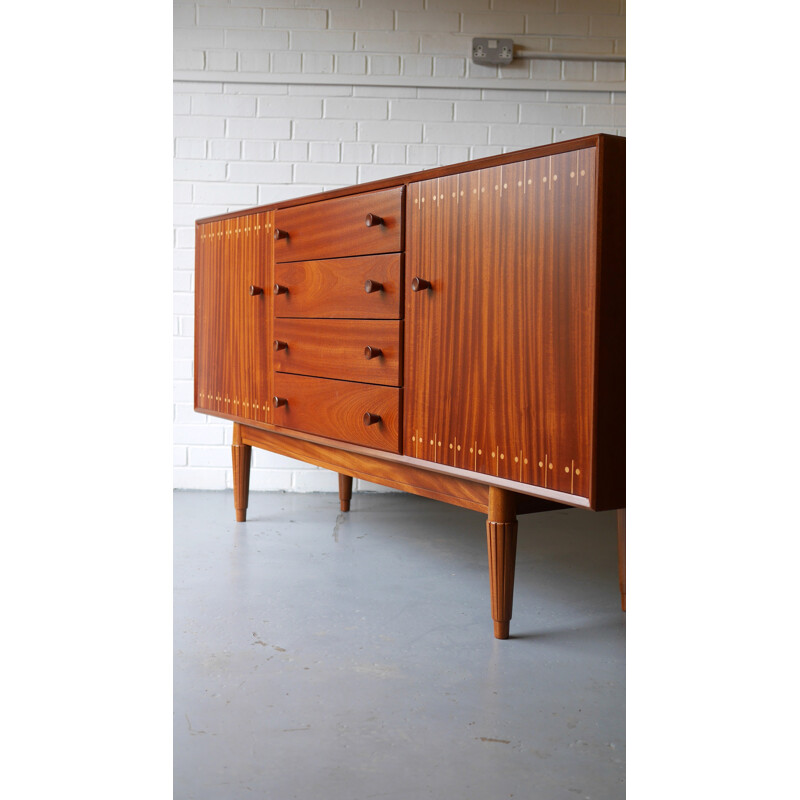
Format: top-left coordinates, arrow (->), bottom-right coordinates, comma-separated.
174,490 -> 625,800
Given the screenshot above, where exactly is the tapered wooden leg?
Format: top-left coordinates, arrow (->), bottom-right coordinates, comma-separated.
486,487 -> 518,639
617,508 -> 626,611
232,423 -> 252,522
338,473 -> 353,512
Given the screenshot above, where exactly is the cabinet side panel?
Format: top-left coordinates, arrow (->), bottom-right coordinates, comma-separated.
592,137 -> 626,510
404,150 -> 597,499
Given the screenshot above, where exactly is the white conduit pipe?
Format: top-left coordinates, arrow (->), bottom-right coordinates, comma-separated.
515,51 -> 625,62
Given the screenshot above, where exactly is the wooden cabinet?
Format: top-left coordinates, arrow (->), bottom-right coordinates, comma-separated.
194,135 -> 626,638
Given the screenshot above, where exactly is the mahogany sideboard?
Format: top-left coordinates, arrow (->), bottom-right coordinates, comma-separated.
194,134 -> 626,638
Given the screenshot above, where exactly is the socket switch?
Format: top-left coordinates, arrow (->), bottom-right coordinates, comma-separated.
471,37 -> 514,66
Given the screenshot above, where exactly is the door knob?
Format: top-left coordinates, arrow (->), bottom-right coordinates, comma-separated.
273,396 -> 288,408
363,412 -> 381,426
364,279 -> 383,293
411,277 -> 431,292
274,228 -> 289,240
273,340 -> 288,351
274,284 -> 289,295
364,346 -> 382,360
249,285 -> 263,296
365,213 -> 384,227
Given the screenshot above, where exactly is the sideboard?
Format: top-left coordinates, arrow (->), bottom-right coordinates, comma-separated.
194,134 -> 626,638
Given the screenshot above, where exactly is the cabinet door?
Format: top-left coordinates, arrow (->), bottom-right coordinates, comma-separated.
194,211 -> 273,425
404,149 -> 597,498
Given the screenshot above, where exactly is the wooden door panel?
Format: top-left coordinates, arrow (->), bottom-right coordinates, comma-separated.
194,212 -> 273,425
404,150 -> 597,498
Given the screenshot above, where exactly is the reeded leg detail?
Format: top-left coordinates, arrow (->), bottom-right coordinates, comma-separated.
338,474 -> 353,513
487,521 -> 518,639
232,426 -> 252,522
617,508 -> 626,611
486,487 -> 518,639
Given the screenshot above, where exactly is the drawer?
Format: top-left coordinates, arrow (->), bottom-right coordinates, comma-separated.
272,373 -> 401,453
274,187 -> 403,263
273,319 -> 402,386
274,253 -> 402,319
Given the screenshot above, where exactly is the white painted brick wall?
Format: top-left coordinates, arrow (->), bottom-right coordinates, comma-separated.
173,0 -> 625,492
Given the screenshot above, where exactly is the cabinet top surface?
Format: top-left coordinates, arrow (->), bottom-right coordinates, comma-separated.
196,133 -> 624,225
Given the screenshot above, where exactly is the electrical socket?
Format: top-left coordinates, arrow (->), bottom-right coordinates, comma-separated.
471,37 -> 514,66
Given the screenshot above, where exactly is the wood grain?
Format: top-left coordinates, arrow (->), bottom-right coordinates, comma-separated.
194,137 -> 625,512
232,441 -> 251,522
274,253 -> 402,319
274,187 -> 404,263
239,425 -> 492,513
272,373 -> 401,452
338,473 -> 353,512
404,150 -> 597,501
197,135 -> 608,224
194,211 -> 273,426
487,487 -> 518,639
273,319 -> 402,386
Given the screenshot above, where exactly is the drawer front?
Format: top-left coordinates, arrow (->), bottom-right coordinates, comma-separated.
272,373 -> 401,453
273,319 -> 402,386
274,187 -> 404,263
274,254 -> 402,319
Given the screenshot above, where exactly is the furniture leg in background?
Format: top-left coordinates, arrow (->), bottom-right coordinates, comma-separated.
338,474 -> 353,512
232,422 -> 252,522
617,508 -> 626,611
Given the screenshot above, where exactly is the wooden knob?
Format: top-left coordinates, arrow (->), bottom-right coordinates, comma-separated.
411,277 -> 431,292
273,284 -> 289,295
364,279 -> 383,294
248,285 -> 263,296
274,228 -> 288,240
273,396 -> 287,408
363,412 -> 381,426
364,346 -> 382,360
273,340 -> 288,351
365,213 -> 384,227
